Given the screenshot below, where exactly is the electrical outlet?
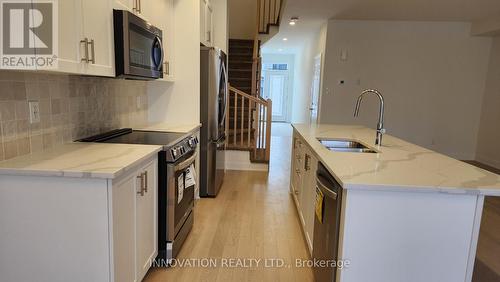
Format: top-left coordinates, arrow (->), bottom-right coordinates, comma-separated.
29,101 -> 40,124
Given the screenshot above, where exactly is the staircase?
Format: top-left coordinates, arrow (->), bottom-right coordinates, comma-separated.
228,39 -> 254,95
225,0 -> 284,164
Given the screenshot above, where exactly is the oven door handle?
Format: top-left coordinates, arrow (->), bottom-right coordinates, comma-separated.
174,152 -> 197,171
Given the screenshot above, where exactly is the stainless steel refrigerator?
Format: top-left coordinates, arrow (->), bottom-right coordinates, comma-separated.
200,46 -> 227,197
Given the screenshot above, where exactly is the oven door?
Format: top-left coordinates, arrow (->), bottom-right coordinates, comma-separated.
167,152 -> 196,241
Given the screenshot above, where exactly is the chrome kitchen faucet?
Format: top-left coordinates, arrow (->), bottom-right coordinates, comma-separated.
354,89 -> 386,146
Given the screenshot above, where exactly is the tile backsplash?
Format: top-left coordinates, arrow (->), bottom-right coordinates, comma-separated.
0,71 -> 149,161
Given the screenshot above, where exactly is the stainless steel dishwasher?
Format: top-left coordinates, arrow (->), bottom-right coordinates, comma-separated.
313,162 -> 343,282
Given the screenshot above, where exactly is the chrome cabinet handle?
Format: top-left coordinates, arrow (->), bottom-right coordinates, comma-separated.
80,38 -> 89,62
207,31 -> 211,42
144,171 -> 148,193
138,0 -> 141,13
133,0 -> 137,11
89,39 -> 95,64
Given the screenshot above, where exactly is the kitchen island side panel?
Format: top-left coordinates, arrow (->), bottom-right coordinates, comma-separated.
337,189 -> 479,282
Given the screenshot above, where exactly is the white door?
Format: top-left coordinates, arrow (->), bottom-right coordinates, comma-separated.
310,54 -> 322,124
81,0 -> 115,77
263,70 -> 289,122
135,161 -> 157,281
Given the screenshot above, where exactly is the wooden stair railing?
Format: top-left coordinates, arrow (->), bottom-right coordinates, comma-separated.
226,85 -> 272,162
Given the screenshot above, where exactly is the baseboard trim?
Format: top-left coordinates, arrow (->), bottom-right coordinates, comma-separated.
475,155 -> 500,171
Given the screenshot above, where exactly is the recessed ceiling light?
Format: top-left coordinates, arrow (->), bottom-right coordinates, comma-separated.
289,16 -> 299,26
283,38 -> 288,41
289,21 -> 296,26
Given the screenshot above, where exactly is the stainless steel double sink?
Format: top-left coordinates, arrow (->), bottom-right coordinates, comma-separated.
317,138 -> 377,153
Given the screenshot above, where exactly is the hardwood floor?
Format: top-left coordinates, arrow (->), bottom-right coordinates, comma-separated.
144,123 -> 313,282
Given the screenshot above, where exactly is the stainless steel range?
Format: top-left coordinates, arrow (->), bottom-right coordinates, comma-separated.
79,128 -> 199,262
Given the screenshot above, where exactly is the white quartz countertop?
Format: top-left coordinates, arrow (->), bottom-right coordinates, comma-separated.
136,122 -> 201,134
293,124 -> 500,196
0,143 -> 162,179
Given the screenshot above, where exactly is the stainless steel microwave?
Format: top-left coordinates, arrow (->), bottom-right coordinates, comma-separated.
113,10 -> 163,80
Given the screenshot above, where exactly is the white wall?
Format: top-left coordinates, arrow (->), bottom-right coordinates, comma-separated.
476,36 -> 500,169
148,0 -> 201,124
291,23 -> 328,124
320,20 -> 492,160
228,0 -> 256,39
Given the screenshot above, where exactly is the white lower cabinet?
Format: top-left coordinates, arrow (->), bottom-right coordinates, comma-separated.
0,156 -> 158,282
290,131 -> 317,255
113,158 -> 158,282
135,161 -> 157,281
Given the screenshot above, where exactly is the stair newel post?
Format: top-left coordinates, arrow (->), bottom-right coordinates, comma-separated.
265,99 -> 272,162
248,98 -> 252,147
233,89 -> 238,145
226,84 -> 231,147
240,96 -> 245,146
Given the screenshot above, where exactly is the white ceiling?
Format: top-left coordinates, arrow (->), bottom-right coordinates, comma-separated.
262,0 -> 500,54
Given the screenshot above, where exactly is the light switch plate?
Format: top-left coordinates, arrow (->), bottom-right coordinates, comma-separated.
28,101 -> 40,124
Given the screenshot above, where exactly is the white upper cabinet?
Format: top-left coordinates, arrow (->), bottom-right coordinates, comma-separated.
53,0 -> 85,74
81,0 -> 115,77
141,0 -> 175,81
39,0 -> 114,77
34,0 -> 176,79
200,0 -> 213,47
114,0 -> 134,11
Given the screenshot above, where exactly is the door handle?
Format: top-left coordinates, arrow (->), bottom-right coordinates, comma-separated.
144,171 -> 148,193
133,0 -> 138,12
137,173 -> 145,196
138,0 -> 141,13
89,39 -> 95,64
80,38 -> 89,62
316,176 -> 338,200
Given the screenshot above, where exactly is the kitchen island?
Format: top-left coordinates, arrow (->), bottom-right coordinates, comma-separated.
290,124 -> 500,282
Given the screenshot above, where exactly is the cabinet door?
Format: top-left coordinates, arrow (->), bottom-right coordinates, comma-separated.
141,0 -> 175,80
303,151 -> 317,254
81,0 -> 115,77
114,0 -> 134,11
199,0 -> 206,45
135,161 -> 158,281
164,0 -> 175,79
205,2 -> 213,46
112,176 -> 136,282
52,0 -> 85,74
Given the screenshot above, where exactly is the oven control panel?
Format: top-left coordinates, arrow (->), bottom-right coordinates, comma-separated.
167,136 -> 199,162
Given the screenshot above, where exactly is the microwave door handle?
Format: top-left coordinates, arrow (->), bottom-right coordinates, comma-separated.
153,36 -> 164,71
